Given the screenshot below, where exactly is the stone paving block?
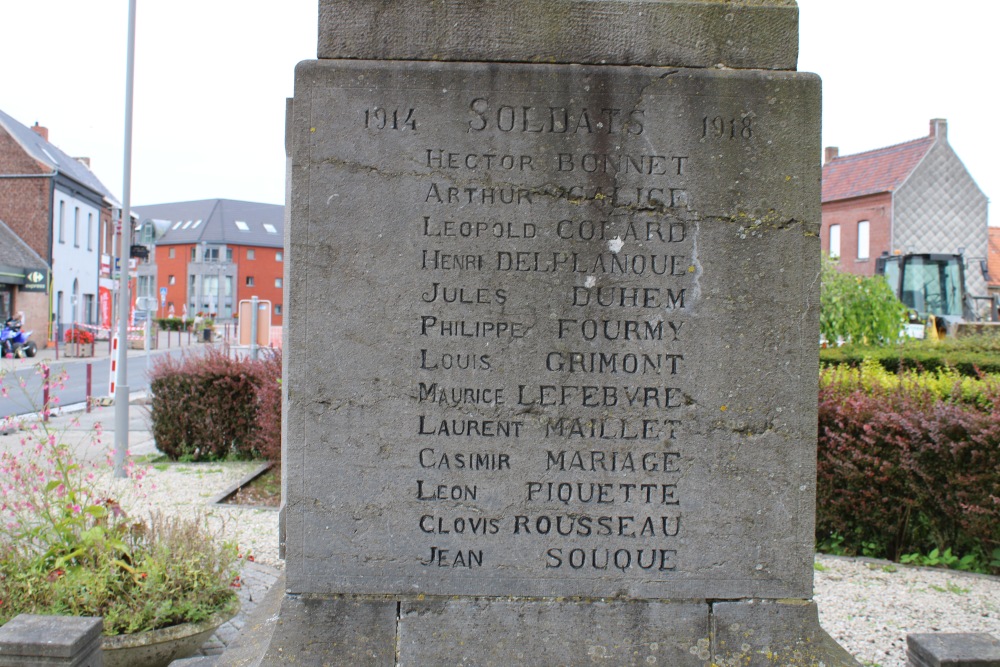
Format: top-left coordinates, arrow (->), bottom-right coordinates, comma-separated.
0,614 -> 103,667
907,633 -> 1000,667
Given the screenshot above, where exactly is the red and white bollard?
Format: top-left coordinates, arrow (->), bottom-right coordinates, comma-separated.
108,334 -> 119,398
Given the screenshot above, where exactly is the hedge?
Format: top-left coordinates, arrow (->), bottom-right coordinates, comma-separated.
149,347 -> 282,461
156,317 -> 188,332
820,335 -> 1000,376
817,363 -> 1000,571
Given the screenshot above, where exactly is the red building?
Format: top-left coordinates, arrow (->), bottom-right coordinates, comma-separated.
821,119 -> 990,303
133,199 -> 284,326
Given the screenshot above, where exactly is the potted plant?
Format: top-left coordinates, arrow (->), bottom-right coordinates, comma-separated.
0,366 -> 241,666
63,327 -> 95,357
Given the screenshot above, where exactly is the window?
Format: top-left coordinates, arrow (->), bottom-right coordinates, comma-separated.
204,275 -> 219,297
226,248 -> 233,262
276,251 -> 283,262
263,223 -> 278,234
83,294 -> 95,324
829,224 -> 841,259
191,247 -> 196,261
169,275 -> 176,285
275,277 -> 283,288
58,201 -> 65,243
234,220 -> 250,231
74,207 -> 80,247
204,247 -> 220,262
169,247 -> 176,259
246,276 -> 255,286
87,213 -> 94,250
274,304 -> 282,315
189,276 -> 196,297
247,249 -> 255,260
857,220 -> 870,260
137,275 -> 154,298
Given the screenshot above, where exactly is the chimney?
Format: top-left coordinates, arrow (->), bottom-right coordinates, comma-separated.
824,146 -> 839,164
75,157 -> 91,168
930,118 -> 947,140
30,122 -> 48,142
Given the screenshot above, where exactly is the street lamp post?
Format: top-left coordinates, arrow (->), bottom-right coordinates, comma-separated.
113,0 -> 137,478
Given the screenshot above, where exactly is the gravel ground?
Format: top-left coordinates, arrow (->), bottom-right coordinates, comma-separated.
815,554 -> 1000,667
101,462 -> 1000,667
97,461 -> 283,567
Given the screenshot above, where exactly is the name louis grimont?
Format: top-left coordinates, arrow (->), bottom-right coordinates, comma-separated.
418,416 -> 523,437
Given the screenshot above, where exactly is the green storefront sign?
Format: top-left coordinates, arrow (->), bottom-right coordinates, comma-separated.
22,269 -> 47,292
0,265 -> 48,292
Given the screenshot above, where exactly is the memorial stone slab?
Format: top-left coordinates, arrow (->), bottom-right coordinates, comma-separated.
0,614 -> 103,667
318,0 -> 800,70
267,1 -> 859,664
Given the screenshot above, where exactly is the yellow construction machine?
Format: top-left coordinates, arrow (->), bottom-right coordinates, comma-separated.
875,253 -> 1000,340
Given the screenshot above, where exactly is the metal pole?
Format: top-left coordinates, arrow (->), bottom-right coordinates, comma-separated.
250,295 -> 259,359
86,363 -> 92,414
113,0 -> 137,478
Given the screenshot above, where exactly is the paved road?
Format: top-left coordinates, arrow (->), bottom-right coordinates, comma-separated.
0,335 -> 206,420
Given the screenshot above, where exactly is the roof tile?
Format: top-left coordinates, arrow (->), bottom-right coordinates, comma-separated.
822,137 -> 934,203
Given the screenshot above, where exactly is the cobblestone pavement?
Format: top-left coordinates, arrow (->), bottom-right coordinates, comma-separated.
170,560 -> 283,666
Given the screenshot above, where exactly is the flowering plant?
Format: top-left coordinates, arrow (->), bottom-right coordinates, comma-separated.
63,328 -> 95,345
0,365 -> 240,634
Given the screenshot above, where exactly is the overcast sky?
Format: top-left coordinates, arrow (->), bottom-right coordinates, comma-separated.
0,1 -> 995,224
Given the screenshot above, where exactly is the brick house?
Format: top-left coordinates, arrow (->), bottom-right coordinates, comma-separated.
989,227 -> 1000,309
132,199 -> 285,326
0,218 -> 48,328
821,119 -> 990,306
0,109 -> 119,339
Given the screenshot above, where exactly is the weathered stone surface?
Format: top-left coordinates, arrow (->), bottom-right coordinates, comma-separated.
318,0 -> 800,70
259,596 -> 396,665
907,633 -> 1000,667
0,614 -> 103,667
399,599 -> 709,665
284,58 -> 821,602
712,600 -> 859,667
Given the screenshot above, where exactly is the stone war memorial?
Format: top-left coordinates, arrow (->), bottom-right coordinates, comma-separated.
269,0 -> 860,664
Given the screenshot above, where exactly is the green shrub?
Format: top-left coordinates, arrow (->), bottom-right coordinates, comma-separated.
149,347 -> 282,461
156,317 -> 187,332
820,257 -> 907,346
0,366 -> 239,635
817,363 -> 1000,572
820,335 -> 1000,376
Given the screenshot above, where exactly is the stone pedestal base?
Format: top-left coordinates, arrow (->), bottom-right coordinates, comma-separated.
252,596 -> 857,666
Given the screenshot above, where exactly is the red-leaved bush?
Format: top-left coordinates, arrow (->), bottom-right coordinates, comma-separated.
818,365 -> 1000,565
149,347 -> 282,462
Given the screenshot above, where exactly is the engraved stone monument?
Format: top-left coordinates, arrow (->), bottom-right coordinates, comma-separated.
267,1 -> 859,664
